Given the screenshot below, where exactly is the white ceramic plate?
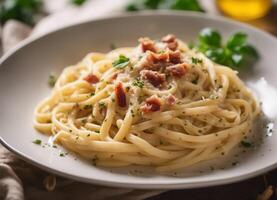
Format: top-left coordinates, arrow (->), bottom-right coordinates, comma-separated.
0,12 -> 277,189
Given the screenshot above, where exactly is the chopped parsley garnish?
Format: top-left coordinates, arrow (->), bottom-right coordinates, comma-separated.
131,109 -> 135,117
110,43 -> 116,50
112,55 -> 130,69
90,92 -> 95,96
191,79 -> 198,84
98,102 -> 106,109
232,161 -> 238,166
191,57 -> 203,64
95,130 -> 100,133
209,94 -> 218,100
32,139 -> 42,145
84,104 -> 92,109
59,153 -> 65,157
240,140 -> 252,148
92,156 -> 98,165
158,50 -> 165,54
132,78 -> 144,88
138,55 -> 143,60
48,75 -> 56,88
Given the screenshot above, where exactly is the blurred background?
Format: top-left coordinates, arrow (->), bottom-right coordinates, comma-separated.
0,0 -> 276,54
0,0 -> 276,200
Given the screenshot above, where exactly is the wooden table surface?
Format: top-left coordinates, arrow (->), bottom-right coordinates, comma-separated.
148,5 -> 277,200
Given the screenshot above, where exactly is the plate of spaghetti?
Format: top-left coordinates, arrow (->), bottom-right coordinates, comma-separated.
0,12 -> 277,189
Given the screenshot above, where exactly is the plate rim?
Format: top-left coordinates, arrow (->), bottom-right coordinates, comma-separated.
0,11 -> 277,189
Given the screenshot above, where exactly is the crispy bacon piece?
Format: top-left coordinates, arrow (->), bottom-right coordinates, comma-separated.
139,37 -> 157,53
166,95 -> 176,105
147,51 -> 169,64
141,51 -> 169,71
140,70 -> 166,87
162,34 -> 176,43
169,50 -> 182,64
115,82 -> 126,107
167,42 -> 178,51
162,34 -> 178,51
167,63 -> 188,78
141,96 -> 161,113
84,73 -> 99,84
111,73 -> 118,80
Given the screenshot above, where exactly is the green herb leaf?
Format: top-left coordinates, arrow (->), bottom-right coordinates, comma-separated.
32,139 -> 41,145
168,0 -> 204,12
48,75 -> 57,88
192,28 -> 259,69
191,79 -> 198,84
226,32 -> 247,50
98,102 -> 106,109
199,28 -> 221,47
132,78 -> 144,88
126,3 -> 139,11
231,53 -> 243,66
110,43 -> 116,50
240,140 -> 252,148
0,0 -> 42,25
191,57 -> 203,64
84,104 -> 92,109
239,44 -> 259,60
112,55 -> 130,69
71,0 -> 86,6
144,0 -> 162,9
205,48 -> 226,64
125,0 -> 204,12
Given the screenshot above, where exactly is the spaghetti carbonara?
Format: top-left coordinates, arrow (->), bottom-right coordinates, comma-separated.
34,35 -> 259,172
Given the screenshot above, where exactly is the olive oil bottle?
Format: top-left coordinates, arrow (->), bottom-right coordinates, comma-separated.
216,0 -> 272,21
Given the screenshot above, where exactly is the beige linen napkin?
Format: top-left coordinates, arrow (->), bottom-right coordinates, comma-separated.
0,144 -> 163,200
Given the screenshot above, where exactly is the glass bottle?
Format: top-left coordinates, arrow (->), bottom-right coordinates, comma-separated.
216,0 -> 272,21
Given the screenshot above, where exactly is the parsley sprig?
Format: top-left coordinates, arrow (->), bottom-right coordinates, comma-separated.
112,55 -> 130,69
240,140 -> 252,148
126,0 -> 204,12
71,0 -> 86,6
191,28 -> 259,69
0,0 -> 42,26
